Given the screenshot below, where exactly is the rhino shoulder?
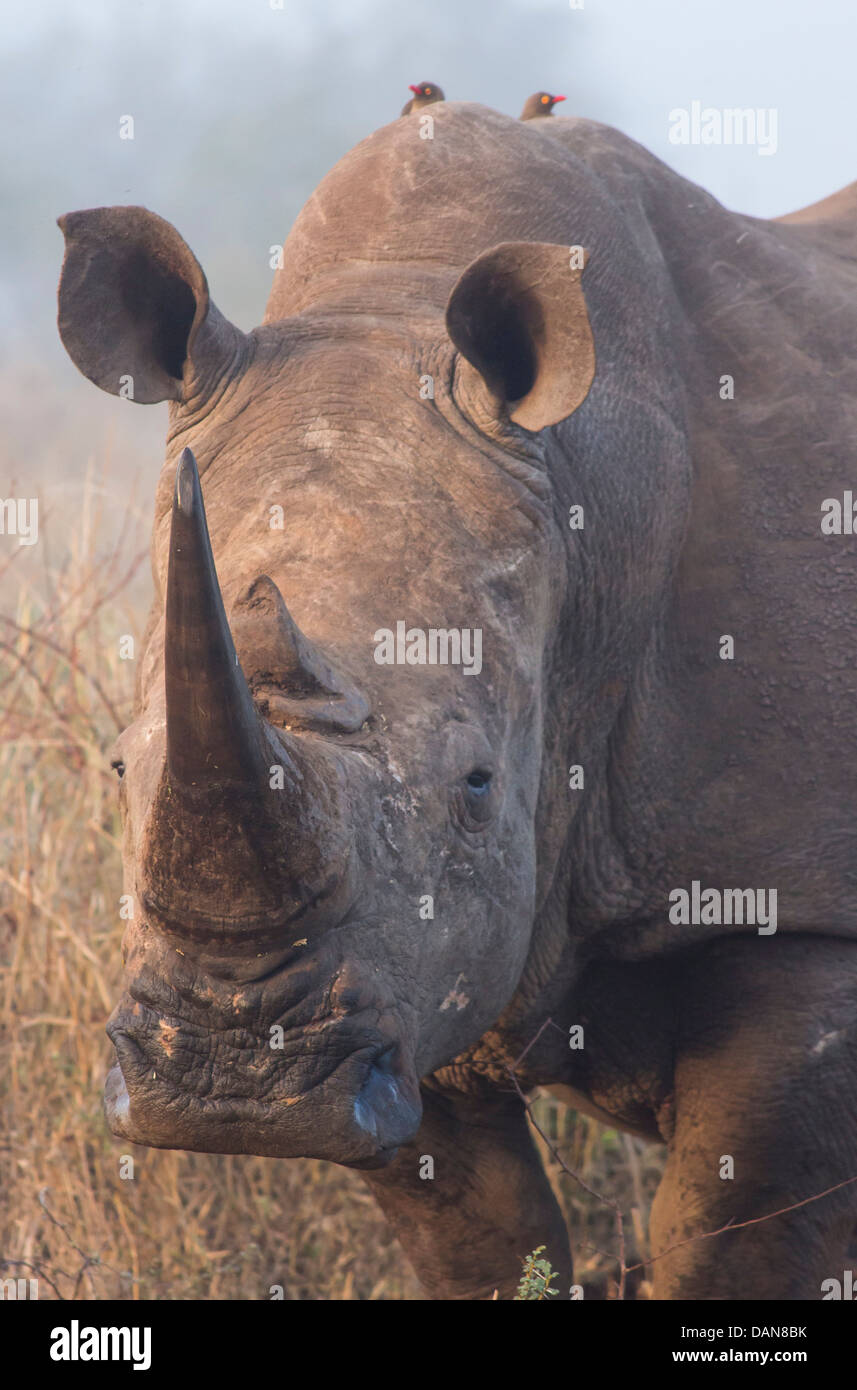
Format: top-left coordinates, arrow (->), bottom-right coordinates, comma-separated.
774,180 -> 857,260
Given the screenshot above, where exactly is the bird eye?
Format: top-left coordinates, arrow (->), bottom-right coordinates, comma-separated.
111,759 -> 125,779
425,86 -> 432,95
542,95 -> 549,104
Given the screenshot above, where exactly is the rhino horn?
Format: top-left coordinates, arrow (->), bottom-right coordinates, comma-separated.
147,449 -> 354,977
231,576 -> 370,733
165,447 -> 269,787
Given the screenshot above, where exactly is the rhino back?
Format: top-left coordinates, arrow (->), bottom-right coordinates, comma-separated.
265,107 -> 668,323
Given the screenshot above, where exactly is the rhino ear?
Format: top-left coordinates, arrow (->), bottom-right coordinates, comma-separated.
445,241 -> 595,432
57,206 -> 245,405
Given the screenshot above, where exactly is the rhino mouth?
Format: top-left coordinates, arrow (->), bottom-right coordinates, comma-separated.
104,999 -> 422,1166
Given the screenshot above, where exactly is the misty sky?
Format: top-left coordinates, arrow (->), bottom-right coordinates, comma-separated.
2,0 -> 855,511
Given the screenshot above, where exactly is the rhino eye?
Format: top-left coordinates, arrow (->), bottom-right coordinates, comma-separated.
454,767 -> 495,832
111,759 -> 126,779
466,770 -> 492,796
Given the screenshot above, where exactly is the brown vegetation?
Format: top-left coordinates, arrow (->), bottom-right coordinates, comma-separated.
0,465 -> 662,1300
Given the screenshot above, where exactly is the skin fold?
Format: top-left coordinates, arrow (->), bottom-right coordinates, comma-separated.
56,105 -> 857,1299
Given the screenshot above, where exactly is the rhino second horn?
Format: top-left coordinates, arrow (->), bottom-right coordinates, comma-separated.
231,576 -> 370,733
165,446 -> 270,787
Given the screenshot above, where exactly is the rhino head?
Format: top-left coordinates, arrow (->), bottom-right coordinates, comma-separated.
56,193 -> 596,1169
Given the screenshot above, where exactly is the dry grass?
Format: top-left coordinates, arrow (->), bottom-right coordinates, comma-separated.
0,463 -> 663,1300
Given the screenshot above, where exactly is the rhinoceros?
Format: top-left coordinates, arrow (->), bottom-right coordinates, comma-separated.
56,103 -> 857,1301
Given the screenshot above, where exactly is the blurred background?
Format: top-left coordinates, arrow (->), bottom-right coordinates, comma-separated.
2,0 -> 855,525
1,0 -> 855,1299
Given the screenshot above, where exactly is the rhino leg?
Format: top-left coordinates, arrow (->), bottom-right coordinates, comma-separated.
361,1084 -> 572,1300
650,936 -> 857,1299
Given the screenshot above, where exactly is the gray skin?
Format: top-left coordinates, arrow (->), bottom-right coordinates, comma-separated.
56,105 -> 857,1301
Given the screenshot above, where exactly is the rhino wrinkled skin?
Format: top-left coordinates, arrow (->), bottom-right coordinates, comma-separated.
57,105 -> 857,1300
